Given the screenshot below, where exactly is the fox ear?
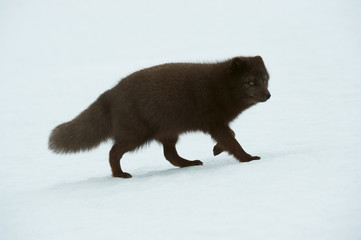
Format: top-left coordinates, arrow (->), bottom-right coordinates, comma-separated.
254,55 -> 264,63
230,57 -> 247,73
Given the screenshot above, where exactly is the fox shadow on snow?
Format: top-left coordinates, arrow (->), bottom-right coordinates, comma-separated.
51,156 -> 258,191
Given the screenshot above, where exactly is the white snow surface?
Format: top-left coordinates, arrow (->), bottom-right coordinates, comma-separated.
1,0 -> 361,239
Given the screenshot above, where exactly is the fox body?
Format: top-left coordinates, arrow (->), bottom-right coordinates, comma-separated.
49,56 -> 271,178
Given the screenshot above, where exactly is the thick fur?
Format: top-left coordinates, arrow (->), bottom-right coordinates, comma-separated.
49,93 -> 112,153
49,56 -> 271,178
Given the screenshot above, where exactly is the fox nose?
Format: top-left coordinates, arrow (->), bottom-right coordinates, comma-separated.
266,93 -> 271,99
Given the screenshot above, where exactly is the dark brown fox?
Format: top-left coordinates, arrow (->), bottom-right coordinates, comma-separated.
49,56 -> 271,178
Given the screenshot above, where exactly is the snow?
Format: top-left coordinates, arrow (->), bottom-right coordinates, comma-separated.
1,0 -> 361,239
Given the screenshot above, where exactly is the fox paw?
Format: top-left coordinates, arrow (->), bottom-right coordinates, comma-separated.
213,144 -> 224,156
239,155 -> 261,162
178,160 -> 203,167
113,172 -> 133,178
192,160 -> 203,166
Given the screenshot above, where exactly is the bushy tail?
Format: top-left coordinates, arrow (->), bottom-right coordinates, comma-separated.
49,93 -> 112,153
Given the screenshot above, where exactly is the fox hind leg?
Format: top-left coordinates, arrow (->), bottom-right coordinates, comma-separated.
109,137 -> 147,178
109,143 -> 132,178
159,137 -> 203,167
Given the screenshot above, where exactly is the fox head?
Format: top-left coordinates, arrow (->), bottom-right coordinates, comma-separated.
229,56 -> 271,103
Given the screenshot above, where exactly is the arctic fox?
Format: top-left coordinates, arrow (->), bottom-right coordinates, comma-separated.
49,56 -> 271,178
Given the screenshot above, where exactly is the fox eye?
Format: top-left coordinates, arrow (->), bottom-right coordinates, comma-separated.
249,81 -> 255,86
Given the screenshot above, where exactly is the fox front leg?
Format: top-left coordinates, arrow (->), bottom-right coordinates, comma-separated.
212,129 -> 235,156
211,127 -> 260,161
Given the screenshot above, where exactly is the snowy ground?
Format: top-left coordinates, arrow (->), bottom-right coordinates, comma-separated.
1,0 -> 361,239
